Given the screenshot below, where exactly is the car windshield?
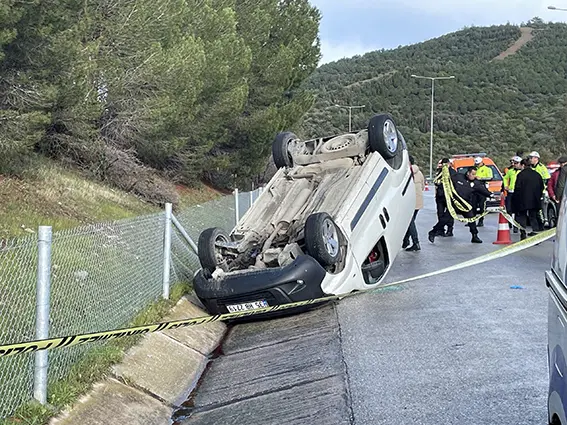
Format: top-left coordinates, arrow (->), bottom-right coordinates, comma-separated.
457,165 -> 503,181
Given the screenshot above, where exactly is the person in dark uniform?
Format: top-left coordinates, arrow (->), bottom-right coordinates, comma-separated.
433,158 -> 456,237
513,158 -> 545,240
429,166 -> 494,244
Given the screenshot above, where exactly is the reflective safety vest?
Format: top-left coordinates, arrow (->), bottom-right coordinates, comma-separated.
534,162 -> 550,181
503,168 -> 520,192
476,164 -> 493,180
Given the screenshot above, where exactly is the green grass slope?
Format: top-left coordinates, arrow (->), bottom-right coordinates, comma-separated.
0,158 -> 222,239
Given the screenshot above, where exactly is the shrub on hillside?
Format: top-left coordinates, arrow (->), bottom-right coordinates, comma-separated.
103,146 -> 179,207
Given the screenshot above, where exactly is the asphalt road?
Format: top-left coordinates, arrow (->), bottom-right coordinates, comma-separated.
177,191 -> 554,425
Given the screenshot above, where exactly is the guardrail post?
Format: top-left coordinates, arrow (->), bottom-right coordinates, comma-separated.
34,226 -> 52,404
234,188 -> 240,227
162,203 -> 172,299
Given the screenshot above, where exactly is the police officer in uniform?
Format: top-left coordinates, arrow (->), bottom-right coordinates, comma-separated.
432,158 -> 456,237
473,156 -> 493,227
429,166 -> 494,244
503,156 -> 522,233
528,151 -> 550,229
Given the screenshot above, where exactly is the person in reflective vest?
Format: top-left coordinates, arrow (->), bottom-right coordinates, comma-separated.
473,157 -> 493,227
503,156 -> 522,233
529,151 -> 551,181
528,151 -> 550,229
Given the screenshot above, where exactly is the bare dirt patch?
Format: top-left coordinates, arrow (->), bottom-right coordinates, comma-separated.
493,27 -> 534,61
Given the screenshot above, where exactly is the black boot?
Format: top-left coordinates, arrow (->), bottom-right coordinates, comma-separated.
402,239 -> 410,249
428,230 -> 436,243
477,218 -> 484,227
445,228 -> 454,237
471,234 -> 483,243
520,230 -> 527,241
406,242 -> 421,251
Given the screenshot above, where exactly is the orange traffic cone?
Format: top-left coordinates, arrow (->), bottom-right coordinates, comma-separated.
493,196 -> 512,245
424,182 -> 430,191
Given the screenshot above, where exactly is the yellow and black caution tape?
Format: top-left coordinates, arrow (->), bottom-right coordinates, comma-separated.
439,166 -> 490,224
438,166 -> 526,230
371,228 -> 554,290
0,228 -> 555,358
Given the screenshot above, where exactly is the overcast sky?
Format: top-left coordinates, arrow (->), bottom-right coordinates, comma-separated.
310,0 -> 567,64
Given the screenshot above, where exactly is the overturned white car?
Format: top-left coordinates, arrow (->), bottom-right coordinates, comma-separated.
194,114 -> 416,315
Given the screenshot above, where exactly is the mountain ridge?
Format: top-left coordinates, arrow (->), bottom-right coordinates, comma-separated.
298,20 -> 567,170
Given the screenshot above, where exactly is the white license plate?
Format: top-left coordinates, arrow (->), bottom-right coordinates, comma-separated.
226,300 -> 269,313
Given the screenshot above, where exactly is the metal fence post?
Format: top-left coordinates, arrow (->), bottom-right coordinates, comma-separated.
249,188 -> 253,209
34,226 -> 52,404
171,214 -> 198,253
234,188 -> 240,227
162,203 -> 172,299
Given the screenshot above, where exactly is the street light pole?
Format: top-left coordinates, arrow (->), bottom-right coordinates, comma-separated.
335,104 -> 365,132
410,74 -> 455,181
548,5 -> 567,11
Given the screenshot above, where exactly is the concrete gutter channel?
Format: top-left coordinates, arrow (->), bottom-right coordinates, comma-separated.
177,303 -> 352,425
50,296 -> 227,425
50,298 -> 352,424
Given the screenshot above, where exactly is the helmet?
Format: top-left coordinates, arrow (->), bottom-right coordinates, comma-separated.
512,156 -> 522,163
528,151 -> 540,158
474,157 -> 482,165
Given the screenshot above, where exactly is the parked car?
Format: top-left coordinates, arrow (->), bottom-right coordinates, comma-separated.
450,153 -> 504,210
193,114 -> 416,316
547,196 -> 567,425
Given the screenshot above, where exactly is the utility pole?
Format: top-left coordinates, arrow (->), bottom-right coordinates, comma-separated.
411,74 -> 455,180
335,104 -> 365,132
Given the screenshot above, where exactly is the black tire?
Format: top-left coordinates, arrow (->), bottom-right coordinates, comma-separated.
304,212 -> 341,267
198,227 -> 230,273
368,114 -> 401,159
548,204 -> 558,228
272,132 -> 297,169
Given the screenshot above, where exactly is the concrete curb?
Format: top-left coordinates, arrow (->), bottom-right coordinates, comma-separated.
50,296 -> 226,425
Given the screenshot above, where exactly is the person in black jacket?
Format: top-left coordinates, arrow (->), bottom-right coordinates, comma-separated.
429,166 -> 493,244
512,158 -> 544,240
433,158 -> 456,237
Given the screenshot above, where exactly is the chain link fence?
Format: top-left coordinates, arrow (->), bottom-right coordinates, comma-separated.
0,188 -> 260,419
0,236 -> 38,419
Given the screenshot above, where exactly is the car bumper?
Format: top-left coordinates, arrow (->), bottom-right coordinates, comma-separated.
193,255 -> 327,315
486,191 -> 503,210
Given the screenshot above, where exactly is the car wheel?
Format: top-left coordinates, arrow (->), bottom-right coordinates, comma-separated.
548,205 -> 558,228
320,134 -> 357,153
304,212 -> 341,267
272,132 -> 297,169
198,227 -> 230,274
368,114 -> 401,159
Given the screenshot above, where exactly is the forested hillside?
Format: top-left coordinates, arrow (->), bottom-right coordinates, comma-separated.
299,18 -> 567,174
0,0 -> 320,203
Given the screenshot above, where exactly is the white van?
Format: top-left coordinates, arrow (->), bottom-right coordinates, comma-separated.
546,196 -> 567,424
